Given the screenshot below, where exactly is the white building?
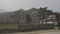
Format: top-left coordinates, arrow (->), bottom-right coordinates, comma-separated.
40,15 -> 58,25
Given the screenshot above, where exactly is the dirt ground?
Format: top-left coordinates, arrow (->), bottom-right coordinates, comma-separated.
12,29 -> 60,34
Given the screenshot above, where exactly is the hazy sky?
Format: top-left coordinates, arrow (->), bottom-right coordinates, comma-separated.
0,0 -> 60,12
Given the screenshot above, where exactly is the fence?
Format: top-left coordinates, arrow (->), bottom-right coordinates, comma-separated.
18,24 -> 54,31
0,24 -> 54,33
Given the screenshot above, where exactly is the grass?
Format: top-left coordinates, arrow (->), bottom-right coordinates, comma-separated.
0,25 -> 16,29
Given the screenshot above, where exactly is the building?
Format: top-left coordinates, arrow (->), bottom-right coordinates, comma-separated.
40,15 -> 58,25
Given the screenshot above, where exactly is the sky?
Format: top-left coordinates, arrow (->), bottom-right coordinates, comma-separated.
0,0 -> 60,12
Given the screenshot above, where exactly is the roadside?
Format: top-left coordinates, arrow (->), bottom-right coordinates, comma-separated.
13,29 -> 60,34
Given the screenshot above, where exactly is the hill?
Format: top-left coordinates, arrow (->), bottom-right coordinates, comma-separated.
0,8 -> 57,25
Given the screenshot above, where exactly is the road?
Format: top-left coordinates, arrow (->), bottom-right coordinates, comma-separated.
1,32 -> 60,34
42,32 -> 60,34
2,29 -> 60,34
13,32 -> 60,34
13,29 -> 60,34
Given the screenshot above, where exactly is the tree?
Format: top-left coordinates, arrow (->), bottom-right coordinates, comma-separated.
37,7 -> 52,20
54,12 -> 60,27
25,14 -> 32,24
6,15 -> 9,25
10,11 -> 22,29
37,7 -> 53,24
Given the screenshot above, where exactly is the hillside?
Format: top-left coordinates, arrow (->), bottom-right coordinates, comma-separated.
0,8 -> 56,25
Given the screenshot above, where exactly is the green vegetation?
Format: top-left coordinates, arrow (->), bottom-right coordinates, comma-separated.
25,14 -> 32,24
37,7 -> 52,20
0,7 -> 59,30
0,25 -> 16,29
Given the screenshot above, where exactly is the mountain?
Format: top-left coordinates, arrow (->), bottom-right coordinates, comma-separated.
26,8 -> 40,23
0,8 -> 54,24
